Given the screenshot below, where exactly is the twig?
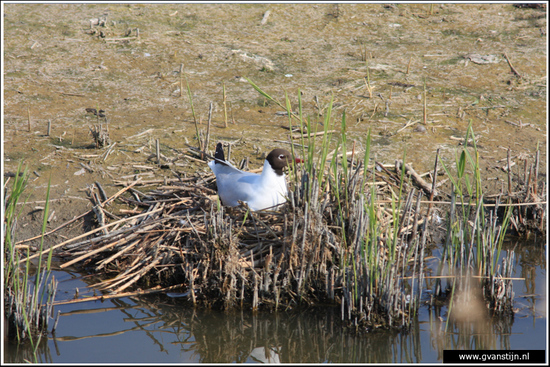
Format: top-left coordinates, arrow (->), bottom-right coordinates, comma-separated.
534,147 -> 539,196
394,119 -> 420,135
104,36 -> 139,42
156,139 -> 161,165
406,56 -> 412,74
114,256 -> 163,293
23,181 -> 156,262
103,178 -> 143,206
60,92 -> 86,97
364,68 -> 373,98
179,63 -> 184,98
205,102 -> 213,155
27,105 -> 31,132
51,284 -> 185,306
428,149 -> 440,212
423,79 -> 427,125
101,142 -> 117,162
124,128 -> 154,140
504,52 -> 522,78
508,148 -> 512,195
222,83 -> 228,127
95,181 -> 108,202
60,237 -> 120,269
15,210 -> 92,245
290,130 -> 337,140
395,160 -> 438,197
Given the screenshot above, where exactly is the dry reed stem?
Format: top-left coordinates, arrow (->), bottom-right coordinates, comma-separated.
179,63 -> 184,97
26,205 -> 163,264
15,209 -> 92,245
62,236 -> 130,269
52,284 -> 186,306
423,82 -> 427,125
222,83 -> 228,127
27,105 -> 31,132
395,160 -> 438,197
504,52 -> 522,78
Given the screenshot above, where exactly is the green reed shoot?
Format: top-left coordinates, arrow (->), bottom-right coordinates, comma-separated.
4,164 -> 31,292
435,122 -> 513,326
4,163 -> 57,355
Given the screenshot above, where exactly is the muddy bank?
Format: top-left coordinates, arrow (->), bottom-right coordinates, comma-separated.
3,3 -> 547,245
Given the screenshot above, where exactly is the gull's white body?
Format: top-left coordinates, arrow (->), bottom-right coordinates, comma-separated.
208,159 -> 288,211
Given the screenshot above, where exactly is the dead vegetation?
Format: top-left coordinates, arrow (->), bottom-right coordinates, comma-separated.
19,123 -> 544,332
45,159 -> 424,330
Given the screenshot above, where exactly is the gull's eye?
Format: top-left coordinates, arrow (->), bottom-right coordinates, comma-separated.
279,154 -> 286,160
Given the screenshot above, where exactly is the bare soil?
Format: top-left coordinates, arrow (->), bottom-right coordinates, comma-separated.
3,4 -> 547,246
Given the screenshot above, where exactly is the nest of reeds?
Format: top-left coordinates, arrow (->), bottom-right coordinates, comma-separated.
55,146 -> 437,331
51,131 -> 543,330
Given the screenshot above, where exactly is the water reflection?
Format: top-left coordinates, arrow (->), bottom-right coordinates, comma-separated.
6,294 -> 424,363
425,305 -> 514,360
126,295 -> 424,363
4,237 -> 545,363
249,346 -> 281,363
4,340 -> 53,364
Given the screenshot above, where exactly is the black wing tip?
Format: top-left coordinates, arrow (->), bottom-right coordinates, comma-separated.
214,142 -> 225,163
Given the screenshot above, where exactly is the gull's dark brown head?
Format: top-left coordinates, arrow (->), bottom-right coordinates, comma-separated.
265,149 -> 303,176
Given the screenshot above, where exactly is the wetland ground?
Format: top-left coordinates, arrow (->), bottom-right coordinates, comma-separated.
3,2 -> 547,262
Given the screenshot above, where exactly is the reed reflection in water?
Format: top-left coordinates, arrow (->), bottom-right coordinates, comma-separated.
6,293 -> 423,363
123,295 -> 423,363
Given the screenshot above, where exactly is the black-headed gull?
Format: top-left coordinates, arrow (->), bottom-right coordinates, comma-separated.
208,142 -> 302,211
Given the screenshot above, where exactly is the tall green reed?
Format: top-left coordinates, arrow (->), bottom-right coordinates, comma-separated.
247,80 -> 425,328
4,162 -> 57,356
436,122 -> 514,328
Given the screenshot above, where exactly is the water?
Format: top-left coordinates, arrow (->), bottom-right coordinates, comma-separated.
4,239 -> 546,363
